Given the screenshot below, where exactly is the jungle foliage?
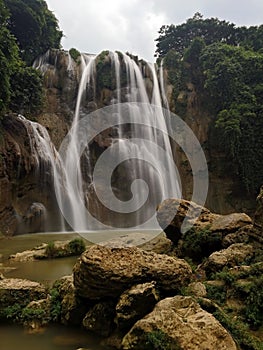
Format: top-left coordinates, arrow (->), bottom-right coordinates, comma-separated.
159,13 -> 263,194
0,0 -> 62,116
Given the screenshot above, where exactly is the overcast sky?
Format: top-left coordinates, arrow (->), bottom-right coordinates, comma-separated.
45,0 -> 263,62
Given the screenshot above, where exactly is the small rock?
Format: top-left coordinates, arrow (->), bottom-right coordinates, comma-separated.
187,282 -> 207,297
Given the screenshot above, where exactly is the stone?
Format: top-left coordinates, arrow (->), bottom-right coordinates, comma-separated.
187,282 -> 207,298
0,277 -> 47,310
254,185 -> 263,228
203,243 -> 254,274
157,199 -> 252,245
122,296 -> 238,350
82,301 -> 116,337
115,282 -> 159,330
222,225 -> 251,248
73,245 -> 192,300
56,275 -> 88,326
23,297 -> 51,331
139,233 -> 173,254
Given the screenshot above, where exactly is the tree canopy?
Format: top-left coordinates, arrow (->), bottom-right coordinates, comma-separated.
0,0 -> 62,115
161,14 -> 263,194
4,0 -> 62,64
155,12 -> 263,58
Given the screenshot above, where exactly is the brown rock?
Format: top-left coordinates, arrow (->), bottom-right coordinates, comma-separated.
157,198 -> 252,247
0,278 -> 47,310
203,243 -> 254,274
116,282 -> 159,330
73,245 -> 192,299
82,301 -> 116,337
56,275 -> 88,326
122,296 -> 237,350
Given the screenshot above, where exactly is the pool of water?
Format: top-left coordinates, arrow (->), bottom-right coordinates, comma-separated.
0,233 -> 112,350
0,324 -> 109,350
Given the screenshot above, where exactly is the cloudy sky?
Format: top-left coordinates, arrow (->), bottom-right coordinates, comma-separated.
45,0 -> 263,62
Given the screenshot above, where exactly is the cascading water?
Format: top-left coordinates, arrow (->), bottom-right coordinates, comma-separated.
54,51 -> 181,233
30,49 -> 181,235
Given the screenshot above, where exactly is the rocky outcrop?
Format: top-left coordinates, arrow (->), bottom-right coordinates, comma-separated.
202,243 -> 254,274
56,275 -> 88,326
73,245 -> 192,300
115,282 -> 159,330
0,277 -> 47,310
157,199 -> 252,261
122,296 -> 238,350
157,199 -> 252,243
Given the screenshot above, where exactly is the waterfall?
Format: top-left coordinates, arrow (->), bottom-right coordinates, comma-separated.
54,51 -> 181,232
30,49 -> 181,235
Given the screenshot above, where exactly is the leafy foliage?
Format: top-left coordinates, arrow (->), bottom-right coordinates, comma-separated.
155,12 -> 263,58
159,14 -> 263,194
0,0 -> 62,117
146,330 -> 180,350
69,47 -> 81,62
4,0 -> 62,65
181,226 -> 222,262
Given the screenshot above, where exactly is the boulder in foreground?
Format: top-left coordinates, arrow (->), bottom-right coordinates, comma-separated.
73,245 -> 192,299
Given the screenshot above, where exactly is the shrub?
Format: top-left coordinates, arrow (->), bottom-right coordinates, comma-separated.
181,226 -> 222,262
68,238 -> 86,255
69,48 -> 81,62
45,241 -> 56,258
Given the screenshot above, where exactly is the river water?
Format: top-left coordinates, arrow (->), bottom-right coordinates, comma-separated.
0,233 -> 111,350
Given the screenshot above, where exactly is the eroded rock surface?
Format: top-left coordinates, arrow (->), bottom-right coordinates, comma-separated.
122,296 -> 238,350
73,245 -> 192,299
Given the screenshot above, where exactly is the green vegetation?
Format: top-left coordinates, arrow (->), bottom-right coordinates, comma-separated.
45,238 -> 86,258
0,0 -> 62,117
49,280 -> 62,322
213,310 -> 263,350
69,47 -> 81,62
146,330 -> 180,350
68,237 -> 86,255
4,0 -> 62,65
158,13 -> 263,194
181,226 -> 221,262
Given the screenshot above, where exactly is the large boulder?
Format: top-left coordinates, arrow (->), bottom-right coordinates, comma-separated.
115,282 -> 159,330
157,198 -> 252,245
73,245 -> 192,300
122,296 -> 238,350
0,277 -> 47,314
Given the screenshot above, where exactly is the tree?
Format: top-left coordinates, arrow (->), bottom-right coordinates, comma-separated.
4,0 -> 62,64
155,13 -> 237,58
0,0 -> 20,113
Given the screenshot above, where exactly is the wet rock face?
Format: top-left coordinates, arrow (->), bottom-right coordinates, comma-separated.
122,296 -> 238,350
73,245 -> 192,300
0,115 -> 62,235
